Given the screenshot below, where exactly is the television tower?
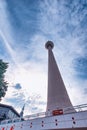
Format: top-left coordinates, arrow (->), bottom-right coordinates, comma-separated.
45,41 -> 75,113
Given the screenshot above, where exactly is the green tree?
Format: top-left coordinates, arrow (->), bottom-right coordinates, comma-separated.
0,59 -> 8,100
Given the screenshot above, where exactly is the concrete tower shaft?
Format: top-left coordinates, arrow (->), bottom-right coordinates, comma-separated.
45,41 -> 74,112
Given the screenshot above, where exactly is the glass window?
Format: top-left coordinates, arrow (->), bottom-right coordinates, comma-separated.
0,106 -> 19,121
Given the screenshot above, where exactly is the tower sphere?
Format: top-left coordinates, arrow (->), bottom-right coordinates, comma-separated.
45,41 -> 54,50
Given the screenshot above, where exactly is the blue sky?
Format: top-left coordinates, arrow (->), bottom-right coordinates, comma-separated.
0,0 -> 87,115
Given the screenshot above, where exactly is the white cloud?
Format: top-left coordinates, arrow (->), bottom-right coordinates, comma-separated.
0,0 -> 87,115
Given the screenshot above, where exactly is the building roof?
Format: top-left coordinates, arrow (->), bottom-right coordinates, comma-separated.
0,103 -> 20,117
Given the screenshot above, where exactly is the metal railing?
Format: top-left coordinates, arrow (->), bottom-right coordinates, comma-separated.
24,103 -> 87,120
0,103 -> 87,125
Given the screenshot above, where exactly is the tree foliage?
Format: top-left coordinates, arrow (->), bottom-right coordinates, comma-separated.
0,59 -> 8,100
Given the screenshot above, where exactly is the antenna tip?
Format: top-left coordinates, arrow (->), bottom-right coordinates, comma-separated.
45,41 -> 54,50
